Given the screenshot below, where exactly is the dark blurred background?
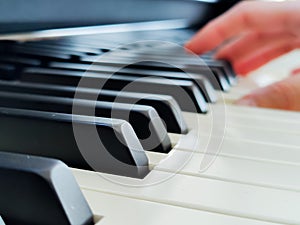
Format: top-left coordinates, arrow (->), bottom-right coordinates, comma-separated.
0,0 -> 240,34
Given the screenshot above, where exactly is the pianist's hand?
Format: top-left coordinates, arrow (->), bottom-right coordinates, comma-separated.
185,0 -> 300,111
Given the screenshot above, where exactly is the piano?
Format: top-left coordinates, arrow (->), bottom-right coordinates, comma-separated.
1,0 -> 300,224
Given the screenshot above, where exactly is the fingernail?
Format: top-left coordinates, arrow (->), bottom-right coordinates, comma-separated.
235,98 -> 257,106
290,68 -> 300,76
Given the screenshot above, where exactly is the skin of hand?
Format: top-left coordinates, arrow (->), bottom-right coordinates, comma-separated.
185,0 -> 300,111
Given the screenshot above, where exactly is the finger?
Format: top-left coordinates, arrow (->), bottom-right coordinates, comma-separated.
185,1 -> 300,54
233,38 -> 300,75
215,29 -> 296,61
291,67 -> 300,76
235,75 -> 300,111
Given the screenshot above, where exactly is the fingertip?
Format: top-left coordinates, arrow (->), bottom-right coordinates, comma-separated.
184,40 -> 191,49
184,41 -> 195,53
235,77 -> 300,111
184,39 -> 205,55
235,97 -> 257,107
235,70 -> 248,77
213,51 -> 223,59
233,63 -> 249,76
214,50 -> 230,60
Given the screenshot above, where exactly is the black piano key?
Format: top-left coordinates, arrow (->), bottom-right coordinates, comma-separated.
0,152 -> 94,225
0,41 -> 16,52
202,67 -> 230,91
21,68 -> 208,113
136,62 -> 231,91
84,44 -> 236,87
1,44 -> 81,63
43,38 -> 111,53
81,56 -> 230,91
0,55 -> 41,67
0,57 -> 41,80
0,64 -> 16,80
0,91 -> 171,153
119,47 -> 237,83
0,44 -> 69,60
220,60 -> 238,86
0,107 -> 149,178
85,49 -> 236,86
199,58 -> 237,85
133,59 -> 230,90
23,41 -> 101,56
0,81 -> 187,134
49,61 -> 217,103
95,90 -> 188,134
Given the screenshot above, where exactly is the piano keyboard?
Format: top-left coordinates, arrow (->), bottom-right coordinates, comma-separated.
1,25 -> 300,225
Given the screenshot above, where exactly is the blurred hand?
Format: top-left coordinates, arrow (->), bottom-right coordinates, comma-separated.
236,74 -> 300,111
185,0 -> 300,111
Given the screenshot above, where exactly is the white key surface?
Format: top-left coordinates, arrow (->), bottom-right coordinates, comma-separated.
84,190 -> 282,225
73,168 -> 300,224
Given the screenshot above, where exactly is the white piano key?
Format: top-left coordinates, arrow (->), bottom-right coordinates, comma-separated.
174,122 -> 300,151
73,169 -> 300,224
145,151 -> 168,168
221,104 -> 300,123
167,105 -> 300,167
184,106 -> 300,133
152,149 -> 300,192
83,189 -> 282,225
169,132 -> 300,166
174,109 -> 300,155
170,126 -> 300,165
219,73 -> 287,101
220,91 -> 244,102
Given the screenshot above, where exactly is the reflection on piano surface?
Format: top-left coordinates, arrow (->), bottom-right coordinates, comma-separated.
1,0 -> 300,224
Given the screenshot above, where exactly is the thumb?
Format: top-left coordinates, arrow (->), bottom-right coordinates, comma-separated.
235,75 -> 300,111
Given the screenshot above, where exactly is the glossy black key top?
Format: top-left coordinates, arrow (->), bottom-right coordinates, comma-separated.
95,90 -> 188,134
136,46 -> 237,85
81,56 -> 230,91
101,47 -> 237,85
199,58 -> 237,85
220,60 -> 238,86
0,64 -> 16,80
0,152 -> 94,225
0,91 -> 171,153
0,81 -> 187,134
0,107 -> 149,178
0,55 -> 41,67
136,62 -> 231,91
49,61 -> 217,103
0,43 -> 84,65
22,68 -> 207,113
1,44 -> 72,61
23,41 -> 101,57
185,64 -> 230,91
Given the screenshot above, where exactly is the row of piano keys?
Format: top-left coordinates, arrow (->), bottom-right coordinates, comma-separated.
1,28 -> 300,225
